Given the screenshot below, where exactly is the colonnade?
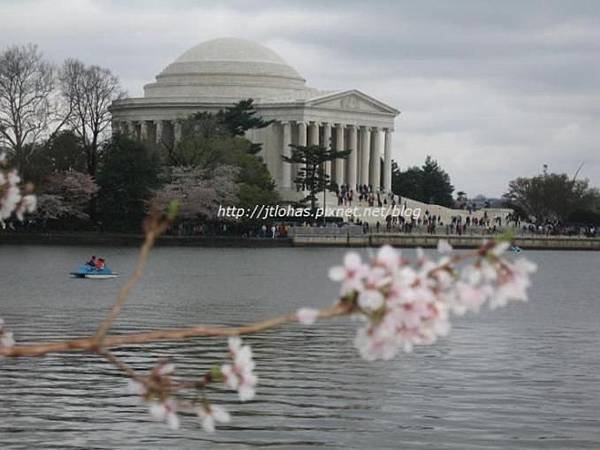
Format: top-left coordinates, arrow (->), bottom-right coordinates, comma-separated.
113,119 -> 394,193
112,119 -> 181,147
280,121 -> 393,192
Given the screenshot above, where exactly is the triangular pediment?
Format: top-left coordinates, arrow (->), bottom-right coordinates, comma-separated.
305,90 -> 399,115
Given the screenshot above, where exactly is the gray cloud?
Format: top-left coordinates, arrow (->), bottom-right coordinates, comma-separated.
1,0 -> 598,196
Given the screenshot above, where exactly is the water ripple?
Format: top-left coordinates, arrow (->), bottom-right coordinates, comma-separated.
1,246 -> 599,448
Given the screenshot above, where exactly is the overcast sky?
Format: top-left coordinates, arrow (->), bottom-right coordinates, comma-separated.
1,0 -> 599,196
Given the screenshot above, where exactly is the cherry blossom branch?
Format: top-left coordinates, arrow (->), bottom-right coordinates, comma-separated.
93,211 -> 174,345
0,302 -> 351,358
0,244 -> 506,360
96,348 -> 143,381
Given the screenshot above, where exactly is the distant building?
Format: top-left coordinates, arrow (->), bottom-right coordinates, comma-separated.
110,38 -> 399,198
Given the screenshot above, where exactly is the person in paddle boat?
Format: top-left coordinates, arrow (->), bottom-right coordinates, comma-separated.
95,258 -> 106,271
86,255 -> 96,267
509,242 -> 522,253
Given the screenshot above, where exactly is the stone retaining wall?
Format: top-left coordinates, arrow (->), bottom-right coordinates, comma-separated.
292,233 -> 600,250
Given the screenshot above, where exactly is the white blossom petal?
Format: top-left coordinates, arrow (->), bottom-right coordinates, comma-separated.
296,307 -> 319,325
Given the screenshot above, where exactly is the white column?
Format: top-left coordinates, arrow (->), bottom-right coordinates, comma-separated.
384,128 -> 393,192
174,121 -> 182,145
297,121 -> 307,146
296,122 -> 307,187
155,120 -> 164,145
140,121 -> 149,141
308,123 -> 320,193
281,121 -> 292,189
130,121 -> 140,139
371,127 -> 382,191
322,123 -> 332,179
347,125 -> 358,189
335,123 -> 344,186
308,121 -> 319,146
360,126 -> 370,187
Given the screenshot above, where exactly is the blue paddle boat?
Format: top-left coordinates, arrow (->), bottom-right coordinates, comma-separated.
70,264 -> 118,279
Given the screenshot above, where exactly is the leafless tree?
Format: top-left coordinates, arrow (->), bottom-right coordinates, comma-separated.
60,59 -> 126,177
0,44 -> 62,167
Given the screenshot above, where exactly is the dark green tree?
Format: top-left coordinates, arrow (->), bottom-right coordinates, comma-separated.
391,156 -> 454,207
568,208 -> 600,225
169,134 -> 250,168
392,162 -> 423,201
96,135 -> 161,231
235,151 -> 278,211
283,144 -> 350,212
43,130 -> 87,173
421,156 -> 454,206
503,172 -> 600,224
162,110 -> 280,217
10,131 -> 86,185
160,99 -> 272,161
217,98 -> 273,136
217,99 -> 273,155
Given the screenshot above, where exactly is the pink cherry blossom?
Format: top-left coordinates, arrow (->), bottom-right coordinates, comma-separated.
296,307 -> 319,325
7,170 -> 20,186
358,289 -> 385,311
126,379 -> 147,397
197,403 -> 230,433
155,361 -> 175,376
354,322 -> 399,361
374,245 -> 401,272
0,156 -> 37,226
489,257 -> 537,309
357,266 -> 389,311
0,318 -> 15,348
0,186 -> 21,222
490,241 -> 511,256
221,337 -> 257,401
329,242 -> 536,361
329,252 -> 368,295
15,194 -> 37,221
149,399 -> 179,430
451,281 -> 488,315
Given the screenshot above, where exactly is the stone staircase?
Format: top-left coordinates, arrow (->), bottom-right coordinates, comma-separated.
321,193 -> 512,226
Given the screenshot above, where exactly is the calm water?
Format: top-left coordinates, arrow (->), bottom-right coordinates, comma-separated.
0,246 -> 599,449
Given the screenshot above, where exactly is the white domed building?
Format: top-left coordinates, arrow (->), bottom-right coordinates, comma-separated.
110,38 -> 399,196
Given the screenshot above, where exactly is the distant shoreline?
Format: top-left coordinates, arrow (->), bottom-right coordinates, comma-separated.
1,232 -> 599,250
291,233 -> 600,251
0,232 -> 290,248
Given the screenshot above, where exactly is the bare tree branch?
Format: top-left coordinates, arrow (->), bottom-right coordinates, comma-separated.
0,44 -> 57,166
60,59 -> 126,177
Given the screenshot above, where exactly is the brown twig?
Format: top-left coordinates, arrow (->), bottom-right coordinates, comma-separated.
96,348 -> 144,381
93,215 -> 169,346
0,302 -> 351,358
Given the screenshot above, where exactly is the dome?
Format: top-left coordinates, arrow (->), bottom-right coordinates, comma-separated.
144,38 -> 307,101
175,38 -> 290,65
